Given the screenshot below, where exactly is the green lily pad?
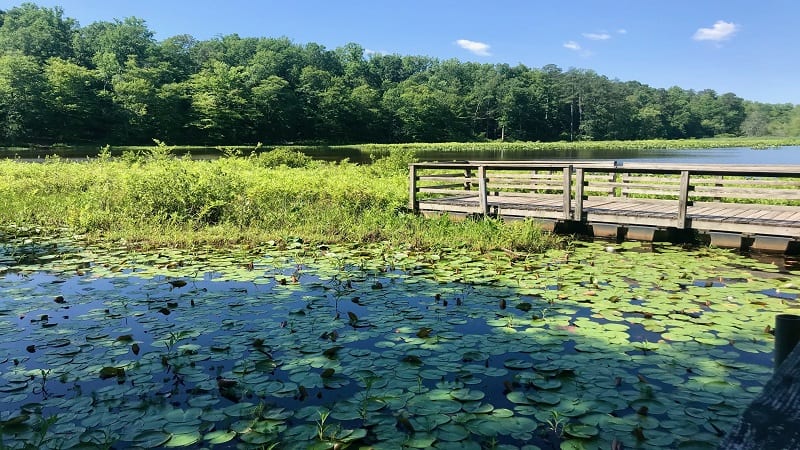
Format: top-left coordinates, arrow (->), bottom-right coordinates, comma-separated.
164,432 -> 201,447
563,423 -> 599,439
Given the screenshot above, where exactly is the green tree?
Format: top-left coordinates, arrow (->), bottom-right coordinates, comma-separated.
0,53 -> 45,143
43,57 -> 107,142
251,74 -> 299,142
189,60 -> 251,142
0,3 -> 76,60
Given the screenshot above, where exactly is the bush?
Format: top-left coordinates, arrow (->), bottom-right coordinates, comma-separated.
251,147 -> 313,168
369,148 -> 417,176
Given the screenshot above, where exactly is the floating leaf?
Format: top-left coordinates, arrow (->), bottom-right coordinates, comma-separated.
347,311 -> 359,325
99,367 -> 125,380
417,327 -> 433,338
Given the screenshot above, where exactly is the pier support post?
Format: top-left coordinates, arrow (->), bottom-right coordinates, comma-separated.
574,168 -> 585,221
591,223 -> 622,240
676,170 -> 691,229
409,164 -> 418,211
752,236 -> 792,253
708,231 -> 744,249
477,165 -> 488,215
776,314 -> 800,369
625,226 -> 657,241
562,166 -> 572,220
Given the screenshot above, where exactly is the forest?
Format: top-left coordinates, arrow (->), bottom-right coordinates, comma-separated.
1,3 -> 799,146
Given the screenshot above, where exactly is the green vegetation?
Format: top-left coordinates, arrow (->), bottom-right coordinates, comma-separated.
0,4 -> 798,148
331,136 -> 800,155
0,148 -> 559,252
0,235 -> 793,449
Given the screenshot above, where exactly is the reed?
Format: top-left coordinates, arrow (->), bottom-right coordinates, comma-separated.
0,149 -> 561,251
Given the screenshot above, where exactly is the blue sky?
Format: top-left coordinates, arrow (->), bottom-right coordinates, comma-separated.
4,0 -> 799,104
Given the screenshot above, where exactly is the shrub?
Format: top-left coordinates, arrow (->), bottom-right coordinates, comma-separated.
251,147 -> 313,168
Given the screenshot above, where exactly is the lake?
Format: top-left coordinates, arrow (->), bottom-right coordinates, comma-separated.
408,146 -> 800,165
0,230 -> 796,449
4,145 -> 800,165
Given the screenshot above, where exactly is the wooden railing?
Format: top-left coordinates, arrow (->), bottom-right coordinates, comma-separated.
410,161 -> 800,231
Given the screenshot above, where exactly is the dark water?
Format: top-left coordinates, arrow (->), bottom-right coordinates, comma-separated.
5,145 -> 800,165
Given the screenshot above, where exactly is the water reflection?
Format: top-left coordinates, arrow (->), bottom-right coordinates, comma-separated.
4,145 -> 800,166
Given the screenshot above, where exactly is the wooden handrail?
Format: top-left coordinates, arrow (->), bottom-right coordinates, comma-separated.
409,161 -> 800,226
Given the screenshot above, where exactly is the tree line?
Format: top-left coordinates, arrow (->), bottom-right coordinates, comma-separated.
0,3 -> 798,146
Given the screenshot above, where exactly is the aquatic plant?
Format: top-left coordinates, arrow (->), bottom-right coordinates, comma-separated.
0,232 -> 795,448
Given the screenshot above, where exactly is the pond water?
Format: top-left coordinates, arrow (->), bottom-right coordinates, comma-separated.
411,146 -> 800,165
4,145 -> 800,166
1,230 -> 798,449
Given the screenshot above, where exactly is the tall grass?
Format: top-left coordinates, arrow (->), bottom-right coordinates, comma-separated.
0,149 -> 561,252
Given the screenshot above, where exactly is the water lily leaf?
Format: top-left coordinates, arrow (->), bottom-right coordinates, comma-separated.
164,432 -> 201,447
131,430 -> 171,447
563,423 -> 598,439
451,388 -> 485,402
504,359 -> 533,370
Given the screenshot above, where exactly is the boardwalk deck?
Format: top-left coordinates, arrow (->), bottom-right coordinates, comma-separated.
410,161 -> 800,250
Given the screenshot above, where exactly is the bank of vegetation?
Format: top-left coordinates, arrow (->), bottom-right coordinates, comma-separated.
326,136 -> 800,155
0,146 -> 560,252
1,4 -> 799,149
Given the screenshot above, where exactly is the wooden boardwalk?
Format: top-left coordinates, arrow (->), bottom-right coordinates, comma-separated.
409,161 -> 800,251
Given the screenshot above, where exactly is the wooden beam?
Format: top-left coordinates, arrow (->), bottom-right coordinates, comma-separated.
676,170 -> 691,229
409,164 -> 418,211
562,166 -> 572,220
574,168 -> 585,221
478,165 -> 488,215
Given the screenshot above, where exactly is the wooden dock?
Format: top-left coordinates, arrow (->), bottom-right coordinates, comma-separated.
409,161 -> 800,251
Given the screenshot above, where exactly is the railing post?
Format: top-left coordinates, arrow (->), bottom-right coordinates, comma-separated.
478,165 -> 489,215
464,168 -> 472,190
574,167 -> 585,221
714,175 -> 723,202
775,314 -> 800,370
409,164 -> 418,211
677,170 -> 691,228
562,166 -> 572,220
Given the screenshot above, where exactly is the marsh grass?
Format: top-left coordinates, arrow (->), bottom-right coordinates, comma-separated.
0,149 -> 561,251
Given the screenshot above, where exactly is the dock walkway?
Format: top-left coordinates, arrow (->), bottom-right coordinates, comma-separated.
409,161 -> 800,251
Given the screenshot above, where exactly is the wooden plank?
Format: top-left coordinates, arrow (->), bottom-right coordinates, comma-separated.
575,168 -> 585,220
692,187 -> 800,200
562,166 -> 572,220
418,188 -> 483,196
410,163 -> 800,240
694,201 -> 799,212
677,170 -> 690,228
583,212 -> 678,228
418,175 -> 477,181
478,166 -> 488,215
493,192 -> 564,201
488,183 -> 563,191
409,164 -> 418,211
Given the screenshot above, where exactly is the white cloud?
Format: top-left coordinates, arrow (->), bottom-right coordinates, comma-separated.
455,39 -> 491,56
693,20 -> 739,42
617,29 -> 627,35
563,41 -> 581,51
583,32 -> 611,41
